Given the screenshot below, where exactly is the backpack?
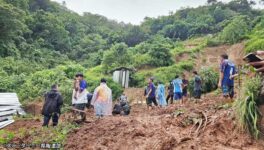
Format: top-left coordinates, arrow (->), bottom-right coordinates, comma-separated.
112,104 -> 122,115
122,104 -> 130,115
42,91 -> 59,115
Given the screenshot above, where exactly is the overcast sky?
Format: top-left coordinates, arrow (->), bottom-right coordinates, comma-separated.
51,0 -> 233,24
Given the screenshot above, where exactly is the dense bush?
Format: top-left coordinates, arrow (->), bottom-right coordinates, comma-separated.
245,16 -> 264,53
18,64 -> 85,104
188,67 -> 219,96
102,43 -> 133,72
132,53 -> 152,68
246,39 -> 264,53
220,16 -> 249,44
206,38 -> 222,47
131,61 -> 194,87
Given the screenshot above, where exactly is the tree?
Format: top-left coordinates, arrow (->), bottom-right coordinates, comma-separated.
161,21 -> 190,40
148,43 -> 173,67
102,43 -> 132,71
0,3 -> 26,41
123,26 -> 148,47
29,10 -> 70,52
220,16 -> 249,44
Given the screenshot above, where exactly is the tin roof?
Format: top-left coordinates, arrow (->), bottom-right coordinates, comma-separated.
0,93 -> 25,129
110,67 -> 136,73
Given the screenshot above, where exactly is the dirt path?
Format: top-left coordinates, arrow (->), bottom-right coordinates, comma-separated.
64,94 -> 264,150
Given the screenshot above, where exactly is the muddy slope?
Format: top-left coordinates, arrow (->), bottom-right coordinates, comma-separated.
64,95 -> 264,150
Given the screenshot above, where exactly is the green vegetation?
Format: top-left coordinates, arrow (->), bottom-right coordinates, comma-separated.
234,75 -> 263,139
246,16 -> 264,52
188,68 -> 219,96
1,0 -> 264,104
1,0 -> 264,146
132,61 -> 194,87
0,130 -> 15,144
0,119 -> 79,145
220,16 -> 249,44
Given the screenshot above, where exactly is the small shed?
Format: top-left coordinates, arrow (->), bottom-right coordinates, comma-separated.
0,93 -> 25,129
112,67 -> 133,88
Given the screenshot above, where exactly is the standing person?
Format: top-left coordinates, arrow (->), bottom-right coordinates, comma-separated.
146,78 -> 158,110
182,74 -> 189,102
42,84 -> 63,127
218,54 -> 237,99
73,75 -> 80,100
157,81 -> 167,107
173,75 -> 183,103
72,73 -> 88,121
91,78 -> 112,118
143,86 -> 148,104
166,80 -> 174,105
193,71 -> 202,99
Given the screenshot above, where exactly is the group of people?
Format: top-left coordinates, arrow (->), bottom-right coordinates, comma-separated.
41,74 -> 113,126
144,71 -> 202,109
41,50 -> 264,126
144,53 -> 243,109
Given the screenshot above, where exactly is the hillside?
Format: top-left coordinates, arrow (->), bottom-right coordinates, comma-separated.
1,0 -> 264,104
1,0 -> 264,149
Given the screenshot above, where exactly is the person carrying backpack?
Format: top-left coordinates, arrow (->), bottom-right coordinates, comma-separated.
218,54 -> 237,99
42,84 -> 63,127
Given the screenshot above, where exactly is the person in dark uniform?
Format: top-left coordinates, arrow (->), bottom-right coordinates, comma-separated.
166,80 -> 174,105
42,84 -> 63,127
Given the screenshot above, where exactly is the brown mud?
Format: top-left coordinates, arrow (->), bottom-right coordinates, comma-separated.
64,94 -> 264,150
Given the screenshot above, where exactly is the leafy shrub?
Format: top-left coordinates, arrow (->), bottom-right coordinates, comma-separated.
57,64 -> 85,79
245,18 -> 264,53
188,67 -> 219,96
206,38 -> 222,47
102,43 -> 133,72
132,53 -> 152,68
246,39 -> 264,53
132,61 -> 194,87
18,64 -> 85,105
220,16 -> 249,44
0,130 -> 14,144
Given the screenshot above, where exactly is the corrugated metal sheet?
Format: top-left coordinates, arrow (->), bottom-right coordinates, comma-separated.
112,70 -> 130,88
0,106 -> 20,112
0,93 -> 25,129
0,120 -> 15,129
0,93 -> 21,105
0,110 -> 17,116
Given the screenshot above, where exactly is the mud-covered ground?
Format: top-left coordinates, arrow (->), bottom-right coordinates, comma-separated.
64,95 -> 264,150
3,94 -> 264,150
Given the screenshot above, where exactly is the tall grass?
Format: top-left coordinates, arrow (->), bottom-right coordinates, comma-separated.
234,75 -> 263,139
